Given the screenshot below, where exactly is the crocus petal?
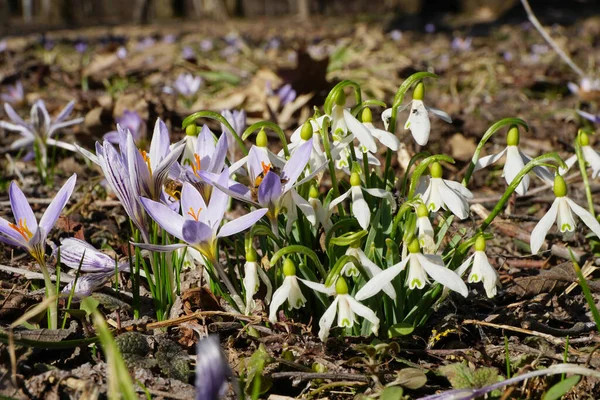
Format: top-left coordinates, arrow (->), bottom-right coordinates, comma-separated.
9,181 -> 38,233
355,259 -> 408,301
405,100 -> 430,146
530,198 -> 560,255
417,253 -> 468,297
4,103 -> 27,126
47,118 -> 84,138
206,170 -> 229,230
195,335 -> 232,400
9,134 -> 34,150
38,173 -> 77,237
0,120 -> 32,135
132,242 -> 187,252
127,134 -> 152,198
141,197 -> 185,240
217,208 -> 268,238
258,170 -> 282,207
152,140 -> 186,199
208,133 -> 228,173
46,138 -> 77,152
182,220 -> 214,245
565,197 -> 600,238
577,109 -> 600,124
346,295 -> 380,335
198,170 -> 260,208
54,101 -> 75,123
181,182 -> 208,222
281,140 -> 312,193
351,186 -> 370,229
149,118 -> 171,169
343,109 -> 377,153
318,297 -> 340,342
474,148 -> 507,171
59,237 -> 114,272
0,217 -> 27,247
248,146 -> 270,182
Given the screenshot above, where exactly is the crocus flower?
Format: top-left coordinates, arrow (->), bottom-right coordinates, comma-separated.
329,171 -> 396,230
312,277 -> 380,342
116,46 -> 128,59
221,109 -> 246,159
559,131 -> 600,178
288,120 -> 328,176
170,73 -> 202,98
0,39 -> 7,53
451,36 -> 473,52
355,238 -> 468,300
104,110 -> 145,144
456,236 -> 500,298
567,77 -> 600,96
416,162 -> 473,220
179,125 -> 228,185
389,29 -> 402,41
74,41 -> 88,54
0,174 -> 77,265
1,81 -> 24,104
530,175 -> 600,255
277,84 -> 297,106
0,100 -> 83,173
195,335 -> 232,400
383,81 -> 452,146
62,274 -> 113,298
474,125 -> 553,195
181,46 -> 195,61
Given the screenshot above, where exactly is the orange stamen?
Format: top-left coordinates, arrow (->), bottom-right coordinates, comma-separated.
9,219 -> 33,241
140,150 -> 153,175
191,154 -> 202,177
261,161 -> 272,175
187,207 -> 203,221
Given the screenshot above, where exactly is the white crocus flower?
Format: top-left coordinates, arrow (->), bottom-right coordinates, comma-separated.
530,175 -> 600,255
417,162 -> 473,220
310,277 -> 380,342
341,245 -> 397,300
560,131 -> 600,178
382,81 -> 452,146
356,238 -> 468,301
329,171 -> 397,230
456,236 -> 500,298
243,249 -> 260,315
474,125 -> 553,195
415,203 -> 436,254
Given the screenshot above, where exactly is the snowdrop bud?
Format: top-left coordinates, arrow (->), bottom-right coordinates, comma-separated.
430,162 -> 443,178
283,258 -> 296,276
300,121 -> 313,140
578,130 -> 590,146
186,123 -> 198,136
408,237 -> 421,254
309,184 -> 319,199
413,81 -> 424,101
553,175 -> 567,197
361,107 -> 373,123
246,248 -> 258,262
335,89 -> 346,106
417,203 -> 429,218
475,235 -> 486,252
335,277 -> 349,295
256,128 -> 268,147
350,171 -> 361,187
506,125 -> 520,146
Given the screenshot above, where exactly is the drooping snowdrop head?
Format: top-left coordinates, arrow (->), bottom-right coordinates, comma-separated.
419,162 -> 473,219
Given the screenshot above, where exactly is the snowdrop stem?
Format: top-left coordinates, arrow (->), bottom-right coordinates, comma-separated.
392,72 -> 438,108
407,154 -> 454,199
241,121 -> 290,158
324,80 -> 362,115
480,152 -> 566,231
575,131 -> 596,216
319,117 -> 344,216
182,110 -> 248,156
350,100 -> 386,118
462,118 -> 529,187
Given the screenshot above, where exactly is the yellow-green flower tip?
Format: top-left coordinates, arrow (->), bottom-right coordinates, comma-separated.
475,236 -> 486,252
312,362 -> 327,373
185,123 -> 198,137
579,131 -> 590,147
335,89 -> 346,106
309,184 -> 319,199
553,175 -> 567,197
350,171 -> 361,187
256,128 -> 268,147
282,350 -> 295,362
335,277 -> 349,295
300,121 -> 313,141
413,81 -> 425,101
408,237 -> 421,254
506,125 -> 520,146
361,107 -> 373,123
417,203 -> 429,218
283,258 -> 296,276
430,162 -> 443,179
246,248 -> 258,263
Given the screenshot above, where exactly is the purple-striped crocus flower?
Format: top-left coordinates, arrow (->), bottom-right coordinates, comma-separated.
195,335 -> 232,400
0,100 -> 83,174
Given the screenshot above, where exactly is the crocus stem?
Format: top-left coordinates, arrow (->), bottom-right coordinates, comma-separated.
209,255 -> 244,312
39,261 -> 57,329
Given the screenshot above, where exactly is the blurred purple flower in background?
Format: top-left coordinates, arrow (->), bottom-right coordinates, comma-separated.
278,83 -> 297,106
104,110 -> 145,144
116,46 -> 128,59
195,335 -> 232,400
425,23 -> 436,33
200,39 -> 214,52
74,41 -> 88,54
181,46 -> 195,61
164,73 -> 202,98
451,36 -> 472,52
1,81 -> 24,104
136,37 -> 155,50
163,34 -> 177,44
389,29 -> 402,41
0,39 -> 7,53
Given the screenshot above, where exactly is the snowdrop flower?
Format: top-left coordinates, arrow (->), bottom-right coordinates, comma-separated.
356,238 -> 468,300
382,81 -> 451,146
195,335 -> 232,400
0,174 -> 77,266
341,244 -> 397,299
360,107 -> 400,151
530,175 -> 600,255
288,120 -> 327,176
104,110 -> 145,145
308,184 -> 332,232
329,171 -> 396,230
312,277 -> 380,342
330,91 -> 377,154
0,100 -> 83,175
243,248 -> 259,315
1,81 -> 24,104
416,203 -> 436,254
269,259 -> 310,322
474,125 -> 553,195
417,162 -> 473,220
560,131 -> 600,178
456,236 -> 500,298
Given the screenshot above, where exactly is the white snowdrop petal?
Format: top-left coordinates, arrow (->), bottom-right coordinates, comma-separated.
418,254 -> 468,297
318,298 -> 340,341
566,197 -> 600,239
530,198 -> 560,255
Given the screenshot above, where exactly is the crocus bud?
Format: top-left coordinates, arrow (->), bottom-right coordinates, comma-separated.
506,125 -> 520,146
475,235 -> 486,252
408,237 -> 421,254
283,258 -> 296,276
350,171 -> 361,187
195,335 -> 232,400
300,121 -> 313,141
553,175 -> 567,197
578,130 -> 590,147
413,81 -> 425,101
361,107 -> 373,123
335,90 -> 346,106
256,128 -> 268,147
335,277 -> 349,295
417,203 -> 429,218
430,162 -> 443,179
186,123 -> 198,137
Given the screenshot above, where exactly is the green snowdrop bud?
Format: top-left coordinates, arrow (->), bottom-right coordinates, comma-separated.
185,123 -> 198,137
256,128 -> 268,148
361,107 -> 373,123
335,89 -> 346,106
246,248 -> 258,263
300,121 -> 313,141
309,184 -> 320,199
350,171 -> 361,187
553,175 -> 567,198
413,81 -> 425,101
335,277 -> 349,295
475,236 -> 486,252
430,162 -> 443,179
283,258 -> 296,276
506,125 -> 520,146
408,237 -> 421,254
417,203 -> 429,218
578,130 -> 590,147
